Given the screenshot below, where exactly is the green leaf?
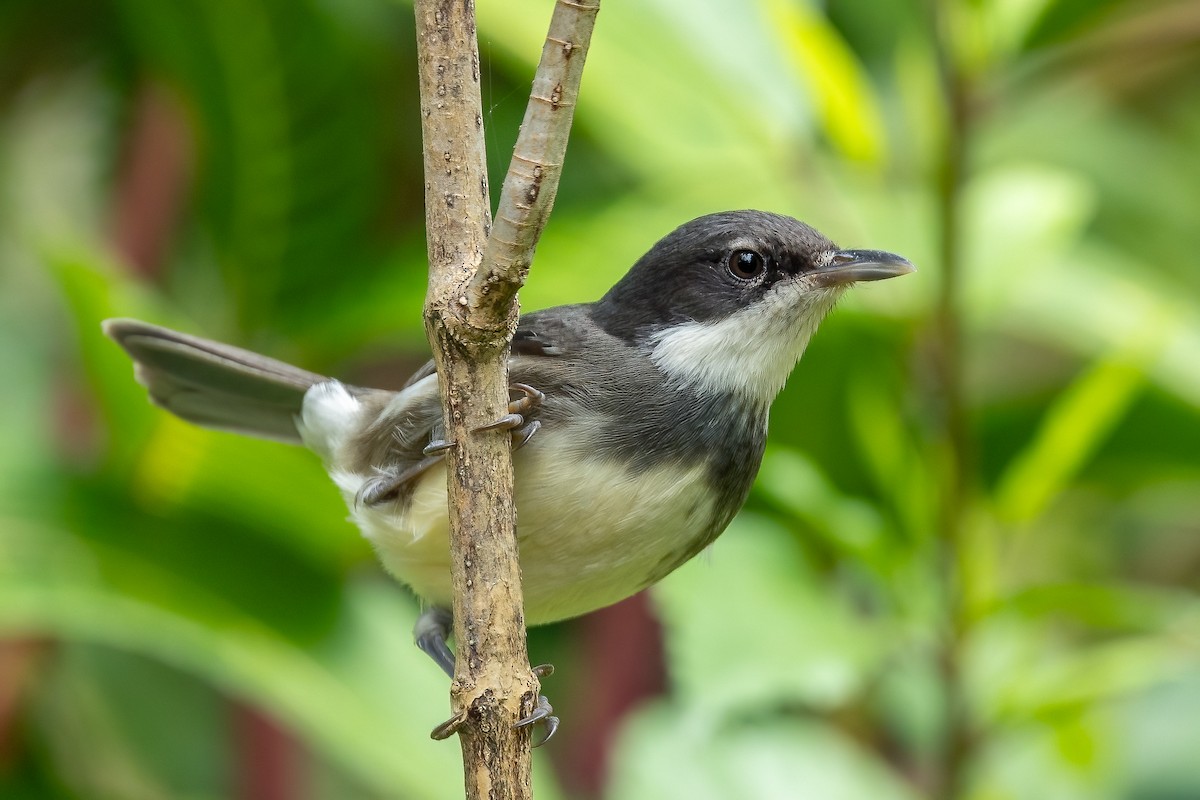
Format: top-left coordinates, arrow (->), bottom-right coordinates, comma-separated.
755,446 -> 893,561
764,0 -> 888,164
847,369 -> 937,544
993,345 -> 1147,523
651,513 -> 887,718
968,607 -> 1200,724
0,519 -> 512,799
999,582 -> 1200,633
607,705 -> 917,800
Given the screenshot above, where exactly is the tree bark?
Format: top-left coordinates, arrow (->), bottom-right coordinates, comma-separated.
411,1 -> 598,797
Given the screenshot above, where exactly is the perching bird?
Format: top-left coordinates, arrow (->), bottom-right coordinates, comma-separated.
104,210 -> 913,741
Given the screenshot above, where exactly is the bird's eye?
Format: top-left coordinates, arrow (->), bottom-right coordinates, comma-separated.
728,249 -> 765,280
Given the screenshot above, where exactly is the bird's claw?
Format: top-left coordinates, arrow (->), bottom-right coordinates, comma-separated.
473,383 -> 544,450
511,419 -> 540,451
475,412 -> 523,433
422,439 -> 456,456
356,454 -> 443,507
430,709 -> 468,741
430,695 -> 559,747
516,694 -> 559,748
414,610 -> 560,747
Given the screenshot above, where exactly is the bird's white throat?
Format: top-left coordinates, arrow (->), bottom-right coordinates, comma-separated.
648,284 -> 843,404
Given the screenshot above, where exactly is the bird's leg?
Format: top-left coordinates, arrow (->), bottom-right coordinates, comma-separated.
417,607 -> 468,741
474,383 -> 545,450
413,606 -> 560,746
356,455 -> 444,508
413,606 -> 456,678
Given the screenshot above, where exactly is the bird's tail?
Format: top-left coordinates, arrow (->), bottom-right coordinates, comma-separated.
103,318 -> 329,445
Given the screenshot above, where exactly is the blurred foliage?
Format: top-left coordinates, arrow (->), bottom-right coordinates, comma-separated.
1,0 -> 1198,798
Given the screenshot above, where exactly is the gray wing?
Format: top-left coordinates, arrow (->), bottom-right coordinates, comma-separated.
350,306 -> 594,506
505,304 -> 651,416
398,309 -> 572,391
401,359 -> 437,389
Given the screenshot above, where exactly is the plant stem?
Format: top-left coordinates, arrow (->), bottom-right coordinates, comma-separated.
927,2 -> 974,798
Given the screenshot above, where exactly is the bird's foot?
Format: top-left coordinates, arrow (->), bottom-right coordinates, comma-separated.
473,383 -> 544,450
416,610 -> 560,747
429,693 -> 559,747
517,664 -> 559,747
355,455 -> 443,507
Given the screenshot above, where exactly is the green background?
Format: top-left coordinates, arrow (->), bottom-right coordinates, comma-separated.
2,0 -> 1199,797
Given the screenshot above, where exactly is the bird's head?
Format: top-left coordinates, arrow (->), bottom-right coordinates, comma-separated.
591,210 -> 914,406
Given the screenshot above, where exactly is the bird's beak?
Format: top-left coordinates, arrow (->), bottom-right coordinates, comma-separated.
812,249 -> 916,288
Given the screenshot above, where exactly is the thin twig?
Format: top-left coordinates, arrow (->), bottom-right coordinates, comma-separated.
473,0 -> 600,317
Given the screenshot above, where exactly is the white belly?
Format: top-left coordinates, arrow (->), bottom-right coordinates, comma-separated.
331,429 -> 715,625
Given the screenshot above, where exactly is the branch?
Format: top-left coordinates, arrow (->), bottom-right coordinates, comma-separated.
473,0 -> 600,316
411,0 -> 598,797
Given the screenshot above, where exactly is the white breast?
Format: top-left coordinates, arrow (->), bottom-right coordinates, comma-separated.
329,428 -> 716,625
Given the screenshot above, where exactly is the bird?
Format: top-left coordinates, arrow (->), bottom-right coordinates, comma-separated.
103,209 -> 914,742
